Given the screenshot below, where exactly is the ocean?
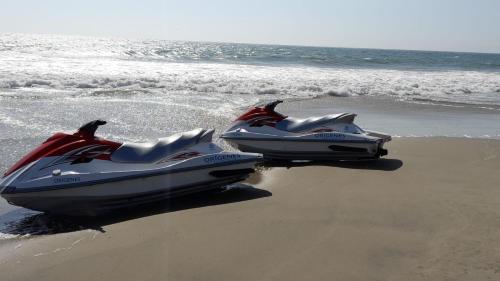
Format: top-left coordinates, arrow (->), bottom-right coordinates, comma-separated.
1,33 -> 500,233
2,33 -> 500,108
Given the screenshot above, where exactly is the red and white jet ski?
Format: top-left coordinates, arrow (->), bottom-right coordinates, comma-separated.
221,100 -> 391,161
0,120 -> 260,216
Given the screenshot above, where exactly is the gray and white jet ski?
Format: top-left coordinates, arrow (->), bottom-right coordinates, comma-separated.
0,120 -> 260,216
221,100 -> 391,161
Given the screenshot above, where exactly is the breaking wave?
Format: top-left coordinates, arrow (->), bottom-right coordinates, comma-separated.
1,32 -> 500,114
1,60 -> 500,107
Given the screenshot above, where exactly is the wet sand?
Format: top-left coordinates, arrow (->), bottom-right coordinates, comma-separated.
1,138 -> 500,281
280,96 -> 500,139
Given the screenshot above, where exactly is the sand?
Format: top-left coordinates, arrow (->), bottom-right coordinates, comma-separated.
1,137 -> 500,281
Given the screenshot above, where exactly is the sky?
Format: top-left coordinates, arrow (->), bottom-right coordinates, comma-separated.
1,0 -> 499,53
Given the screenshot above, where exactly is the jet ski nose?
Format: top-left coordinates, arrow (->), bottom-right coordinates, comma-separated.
0,184 -> 16,196
0,177 -> 8,194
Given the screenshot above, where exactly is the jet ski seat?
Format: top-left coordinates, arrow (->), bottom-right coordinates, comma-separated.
275,113 -> 356,132
111,129 -> 214,163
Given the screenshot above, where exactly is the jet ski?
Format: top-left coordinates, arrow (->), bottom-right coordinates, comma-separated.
221,100 -> 391,161
0,120 -> 260,216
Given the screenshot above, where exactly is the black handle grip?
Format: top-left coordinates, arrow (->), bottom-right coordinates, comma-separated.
263,100 -> 283,111
77,120 -> 107,137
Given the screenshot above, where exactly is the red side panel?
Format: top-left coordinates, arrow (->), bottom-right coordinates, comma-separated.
3,132 -> 121,177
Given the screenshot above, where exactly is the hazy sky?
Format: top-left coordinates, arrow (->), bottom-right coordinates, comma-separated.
1,0 -> 499,53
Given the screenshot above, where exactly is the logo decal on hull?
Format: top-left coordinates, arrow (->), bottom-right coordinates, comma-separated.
53,177 -> 81,184
314,133 -> 347,140
203,154 -> 242,164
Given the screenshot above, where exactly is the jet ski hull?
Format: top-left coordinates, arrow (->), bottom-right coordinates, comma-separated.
224,137 -> 386,161
1,161 -> 256,216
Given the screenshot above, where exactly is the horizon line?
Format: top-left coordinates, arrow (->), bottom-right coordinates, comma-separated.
3,31 -> 500,55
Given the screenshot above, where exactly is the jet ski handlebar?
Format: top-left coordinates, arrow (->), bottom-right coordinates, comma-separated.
263,100 -> 283,112
77,120 -> 107,138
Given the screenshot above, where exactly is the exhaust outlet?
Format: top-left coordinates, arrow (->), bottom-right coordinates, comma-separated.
379,148 -> 388,157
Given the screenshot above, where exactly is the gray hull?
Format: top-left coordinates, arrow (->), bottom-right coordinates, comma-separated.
2,164 -> 255,216
3,176 -> 247,216
227,139 -> 387,161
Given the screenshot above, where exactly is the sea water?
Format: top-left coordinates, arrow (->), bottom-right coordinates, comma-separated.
1,33 -> 500,228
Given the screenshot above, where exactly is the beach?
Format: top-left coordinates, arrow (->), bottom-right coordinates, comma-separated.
1,33 -> 500,281
1,137 -> 499,281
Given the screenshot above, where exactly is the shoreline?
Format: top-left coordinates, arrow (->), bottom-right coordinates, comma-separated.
280,96 -> 500,139
1,137 -> 500,280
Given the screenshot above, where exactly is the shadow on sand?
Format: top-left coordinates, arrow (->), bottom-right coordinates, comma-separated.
0,184 -> 271,237
262,158 -> 403,171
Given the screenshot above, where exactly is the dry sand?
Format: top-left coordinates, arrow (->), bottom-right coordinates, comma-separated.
1,138 -> 500,281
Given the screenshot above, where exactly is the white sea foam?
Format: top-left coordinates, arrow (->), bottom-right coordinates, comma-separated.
1,33 -> 500,110
0,232 -> 21,240
1,58 -> 500,108
0,34 -> 499,144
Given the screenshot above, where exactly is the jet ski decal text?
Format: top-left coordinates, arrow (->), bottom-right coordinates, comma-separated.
53,177 -> 81,184
203,154 -> 242,164
314,133 -> 347,139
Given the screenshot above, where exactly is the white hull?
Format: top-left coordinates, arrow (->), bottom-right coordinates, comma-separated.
225,138 -> 384,160
2,161 -> 255,215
